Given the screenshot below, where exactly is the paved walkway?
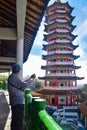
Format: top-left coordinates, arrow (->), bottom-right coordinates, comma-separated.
0,90 -> 11,130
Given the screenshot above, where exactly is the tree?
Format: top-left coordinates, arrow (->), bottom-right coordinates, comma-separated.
35,79 -> 43,90
81,84 -> 87,100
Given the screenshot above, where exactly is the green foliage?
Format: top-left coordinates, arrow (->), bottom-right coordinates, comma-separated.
0,75 -> 8,89
82,84 -> 87,93
0,75 -> 8,82
35,79 -> 43,90
81,84 -> 87,100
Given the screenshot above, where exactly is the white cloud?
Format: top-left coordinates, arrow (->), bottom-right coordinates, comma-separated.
23,55 -> 45,78
73,19 -> 87,85
75,60 -> 87,85
34,18 -> 45,46
74,19 -> 87,44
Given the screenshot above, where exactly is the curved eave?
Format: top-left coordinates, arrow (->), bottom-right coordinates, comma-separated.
37,88 -> 82,95
44,31 -> 77,37
44,22 -> 77,33
44,23 -> 76,33
73,45 -> 79,50
45,15 -> 75,24
46,1 -> 74,13
74,55 -> 80,60
43,43 -> 78,50
44,21 -> 73,27
44,32 -> 77,41
41,65 -> 81,70
42,54 -> 80,60
39,76 -> 84,80
46,10 -> 74,18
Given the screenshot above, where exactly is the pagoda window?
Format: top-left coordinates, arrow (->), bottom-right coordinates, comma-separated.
60,98 -> 65,104
60,83 -> 64,87
60,48 -> 63,51
52,70 -> 56,73
60,59 -> 63,62
52,97 -> 55,104
60,70 -> 63,73
60,37 -> 63,40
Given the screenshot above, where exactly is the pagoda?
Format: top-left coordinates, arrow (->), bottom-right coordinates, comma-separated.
38,0 -> 84,107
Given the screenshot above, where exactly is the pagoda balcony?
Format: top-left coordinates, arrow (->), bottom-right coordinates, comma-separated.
49,29 -> 69,34
47,61 -> 73,66
43,86 -> 80,90
47,50 -> 72,55
48,10 -> 66,15
46,73 -> 75,77
49,19 -> 67,24
56,10 -> 66,13
48,39 -> 70,44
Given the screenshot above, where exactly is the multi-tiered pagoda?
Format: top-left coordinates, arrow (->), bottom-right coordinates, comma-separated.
38,0 -> 84,107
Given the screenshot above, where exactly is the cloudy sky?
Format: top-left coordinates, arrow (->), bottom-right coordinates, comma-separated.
23,0 -> 87,85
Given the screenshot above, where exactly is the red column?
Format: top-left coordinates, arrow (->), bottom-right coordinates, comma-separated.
41,95 -> 45,99
66,96 -> 68,105
70,95 -> 73,105
56,56 -> 59,61
56,80 -> 58,87
54,82 -> 56,87
48,96 -> 50,105
44,80 -> 47,86
54,96 -> 58,106
56,45 -> 58,50
49,81 -> 51,87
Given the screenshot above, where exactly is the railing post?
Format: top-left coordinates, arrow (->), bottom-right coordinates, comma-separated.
24,88 -> 31,119
34,99 -> 46,130
24,89 -> 63,130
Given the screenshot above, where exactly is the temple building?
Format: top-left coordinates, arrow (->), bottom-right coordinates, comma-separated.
38,0 -> 84,107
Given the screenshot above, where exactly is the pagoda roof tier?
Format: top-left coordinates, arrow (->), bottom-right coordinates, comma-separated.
46,1 -> 74,14
43,43 -> 79,50
46,7 -> 73,16
44,32 -> 77,41
44,21 -> 76,32
41,65 -> 81,70
38,75 -> 84,81
37,88 -> 82,95
45,13 -> 75,24
42,53 -> 80,60
45,10 -> 75,20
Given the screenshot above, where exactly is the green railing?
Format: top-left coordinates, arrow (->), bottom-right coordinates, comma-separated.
24,88 -> 63,130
